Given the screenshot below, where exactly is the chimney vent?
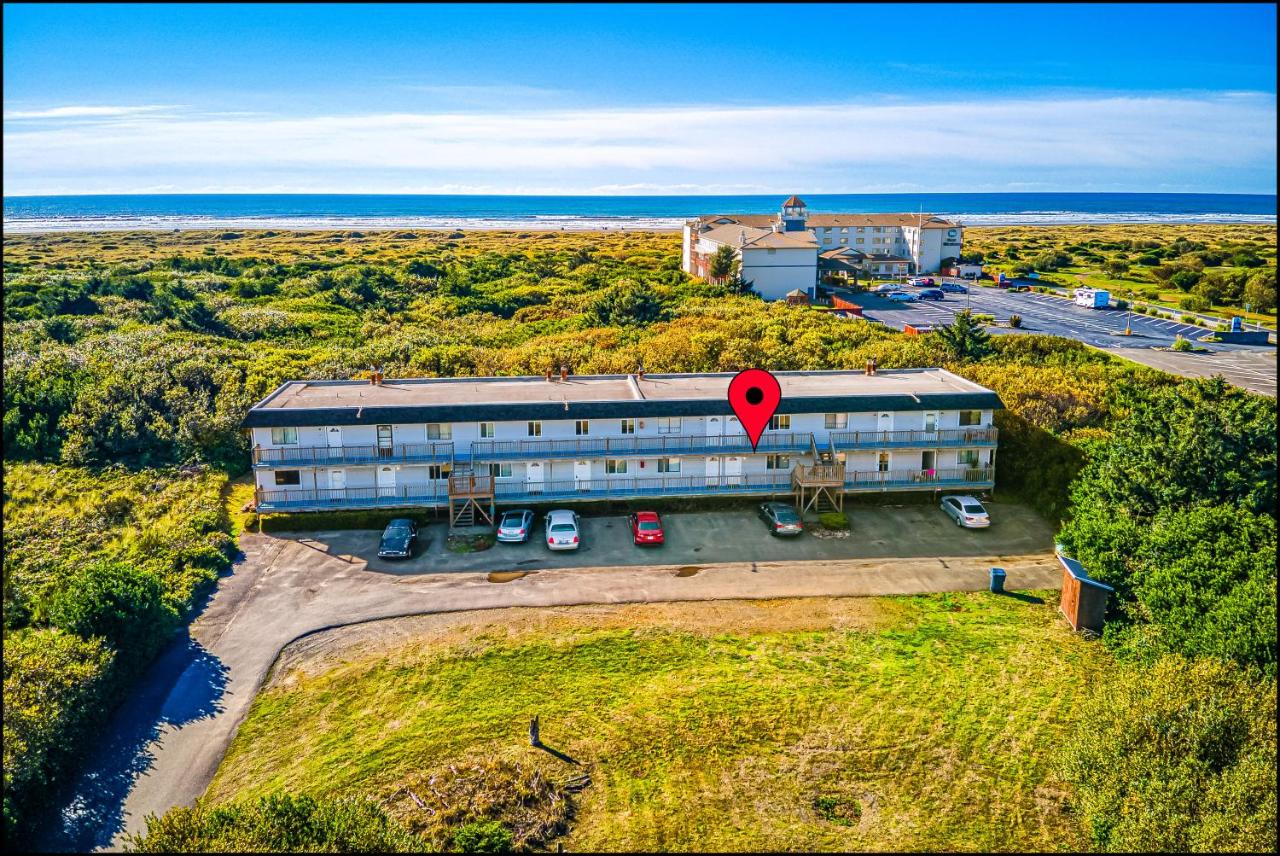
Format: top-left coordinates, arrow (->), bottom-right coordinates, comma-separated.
637,367 -> 646,380
560,365 -> 569,382
544,368 -> 553,382
864,358 -> 877,376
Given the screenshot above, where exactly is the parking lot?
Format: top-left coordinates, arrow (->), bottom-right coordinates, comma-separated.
287,501 -> 1058,576
845,281 -> 1276,396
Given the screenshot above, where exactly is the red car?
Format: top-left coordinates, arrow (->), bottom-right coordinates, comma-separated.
628,511 -> 665,546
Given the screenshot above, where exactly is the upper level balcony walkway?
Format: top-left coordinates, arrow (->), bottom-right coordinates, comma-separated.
251,427 -> 997,470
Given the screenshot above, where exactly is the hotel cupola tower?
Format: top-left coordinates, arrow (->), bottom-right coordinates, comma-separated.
779,195 -> 808,232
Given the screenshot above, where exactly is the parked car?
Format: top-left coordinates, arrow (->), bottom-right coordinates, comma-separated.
941,495 -> 991,528
496,509 -> 536,543
628,510 -> 665,546
873,283 -> 900,294
377,518 -> 418,558
544,509 -> 581,550
907,276 -> 936,287
917,288 -> 945,301
759,502 -> 804,536
887,291 -> 918,302
940,282 -> 968,294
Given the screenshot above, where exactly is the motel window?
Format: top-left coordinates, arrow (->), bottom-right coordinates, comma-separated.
767,248 -> 777,255
427,422 -> 452,440
839,238 -> 847,244
606,459 -> 628,475
959,410 -> 983,427
856,227 -> 865,233
527,421 -> 542,437
479,422 -> 495,439
575,420 -> 590,436
878,452 -> 891,473
274,470 -> 301,486
489,463 -> 512,478
766,454 -> 791,470
428,464 -> 452,480
658,457 -> 681,473
825,413 -> 848,430
770,414 -> 791,431
620,418 -> 636,435
856,238 -> 864,244
959,449 -> 981,467
270,427 -> 298,445
823,238 -> 832,244
657,417 -> 681,434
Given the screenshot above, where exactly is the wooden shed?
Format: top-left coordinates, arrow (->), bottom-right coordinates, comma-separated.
1058,553 -> 1113,634
784,288 -> 810,305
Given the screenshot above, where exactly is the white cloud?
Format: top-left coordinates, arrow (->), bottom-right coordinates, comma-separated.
4,104 -> 181,120
3,93 -> 1274,194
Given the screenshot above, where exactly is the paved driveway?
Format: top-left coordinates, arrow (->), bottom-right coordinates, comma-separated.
37,502 -> 1060,852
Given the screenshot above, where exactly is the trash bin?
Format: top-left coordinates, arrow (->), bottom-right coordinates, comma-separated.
989,566 -> 1006,593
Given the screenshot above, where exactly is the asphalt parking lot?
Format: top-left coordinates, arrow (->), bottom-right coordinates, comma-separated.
848,282 -> 1276,396
286,500 -> 1057,576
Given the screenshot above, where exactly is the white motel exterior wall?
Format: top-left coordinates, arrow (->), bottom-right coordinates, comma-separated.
250,405 -> 997,510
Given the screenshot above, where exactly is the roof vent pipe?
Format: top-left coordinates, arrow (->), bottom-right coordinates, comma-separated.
560,365 -> 569,382
865,358 -> 877,376
545,368 -> 553,382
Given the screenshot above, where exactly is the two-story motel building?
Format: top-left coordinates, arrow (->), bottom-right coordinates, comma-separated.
245,368 -> 1000,524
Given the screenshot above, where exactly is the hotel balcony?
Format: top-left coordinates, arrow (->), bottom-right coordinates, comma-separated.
829,426 -> 997,452
251,441 -> 456,468
467,431 -> 814,462
253,466 -> 996,512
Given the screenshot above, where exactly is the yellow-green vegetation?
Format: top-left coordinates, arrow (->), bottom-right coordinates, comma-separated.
207,596 -> 1104,852
961,224 -> 1277,325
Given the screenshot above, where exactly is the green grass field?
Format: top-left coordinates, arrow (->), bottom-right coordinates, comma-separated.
208,594 -> 1109,851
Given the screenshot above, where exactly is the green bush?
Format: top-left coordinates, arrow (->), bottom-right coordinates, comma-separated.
1170,336 -> 1192,352
125,793 -> 427,852
255,510 -> 437,532
818,512 -> 850,530
1008,314 -> 1023,328
451,820 -> 514,853
1178,295 -> 1210,312
1057,656 -> 1276,852
45,561 -> 179,672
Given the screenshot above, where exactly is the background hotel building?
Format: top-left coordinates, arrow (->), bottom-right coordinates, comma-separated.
681,196 -> 964,300
246,368 -> 1000,524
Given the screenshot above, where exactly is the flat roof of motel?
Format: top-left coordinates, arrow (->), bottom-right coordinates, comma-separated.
254,369 -> 993,410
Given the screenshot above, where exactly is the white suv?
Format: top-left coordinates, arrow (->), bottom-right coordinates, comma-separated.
544,509 -> 581,550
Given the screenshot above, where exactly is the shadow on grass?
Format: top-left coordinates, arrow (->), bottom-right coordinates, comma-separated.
997,590 -> 1046,605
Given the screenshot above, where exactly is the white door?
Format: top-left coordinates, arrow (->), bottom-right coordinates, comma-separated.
376,465 -> 396,496
328,469 -> 346,491
706,416 -> 722,450
923,412 -> 938,434
526,461 -> 545,494
706,455 -> 720,487
724,455 -> 743,486
327,426 -> 343,447
877,412 -> 893,433
574,459 -> 592,490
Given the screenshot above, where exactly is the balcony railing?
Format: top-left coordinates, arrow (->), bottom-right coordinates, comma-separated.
252,441 -> 456,468
829,427 -> 997,451
468,431 -> 814,462
253,466 -> 997,512
844,465 -> 994,490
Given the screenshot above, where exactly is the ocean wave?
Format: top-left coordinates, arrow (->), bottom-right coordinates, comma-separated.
2,211 -> 1275,233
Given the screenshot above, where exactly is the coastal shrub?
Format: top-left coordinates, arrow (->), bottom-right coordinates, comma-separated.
1057,656 -> 1276,852
1171,336 -> 1192,351
125,793 -> 427,852
818,512 -> 850,530
451,820 -> 515,854
1170,269 -> 1203,291
1008,314 -> 1023,328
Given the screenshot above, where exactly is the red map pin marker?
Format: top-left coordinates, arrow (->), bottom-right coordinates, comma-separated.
728,369 -> 781,451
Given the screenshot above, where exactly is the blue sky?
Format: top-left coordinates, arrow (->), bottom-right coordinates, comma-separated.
4,3 -> 1276,195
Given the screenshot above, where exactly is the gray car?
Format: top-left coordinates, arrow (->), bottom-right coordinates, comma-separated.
496,509 -> 536,543
758,502 -> 804,537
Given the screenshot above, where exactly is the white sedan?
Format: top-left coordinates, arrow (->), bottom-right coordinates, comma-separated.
941,495 -> 991,528
544,509 -> 581,550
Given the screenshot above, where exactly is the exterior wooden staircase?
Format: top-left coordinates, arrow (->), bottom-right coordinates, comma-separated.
447,465 -> 495,529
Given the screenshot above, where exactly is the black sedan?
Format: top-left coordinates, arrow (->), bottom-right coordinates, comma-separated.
758,502 -> 804,537
377,518 -> 418,559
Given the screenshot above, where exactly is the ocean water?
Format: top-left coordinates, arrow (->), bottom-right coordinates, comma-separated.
3,192 -> 1275,232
